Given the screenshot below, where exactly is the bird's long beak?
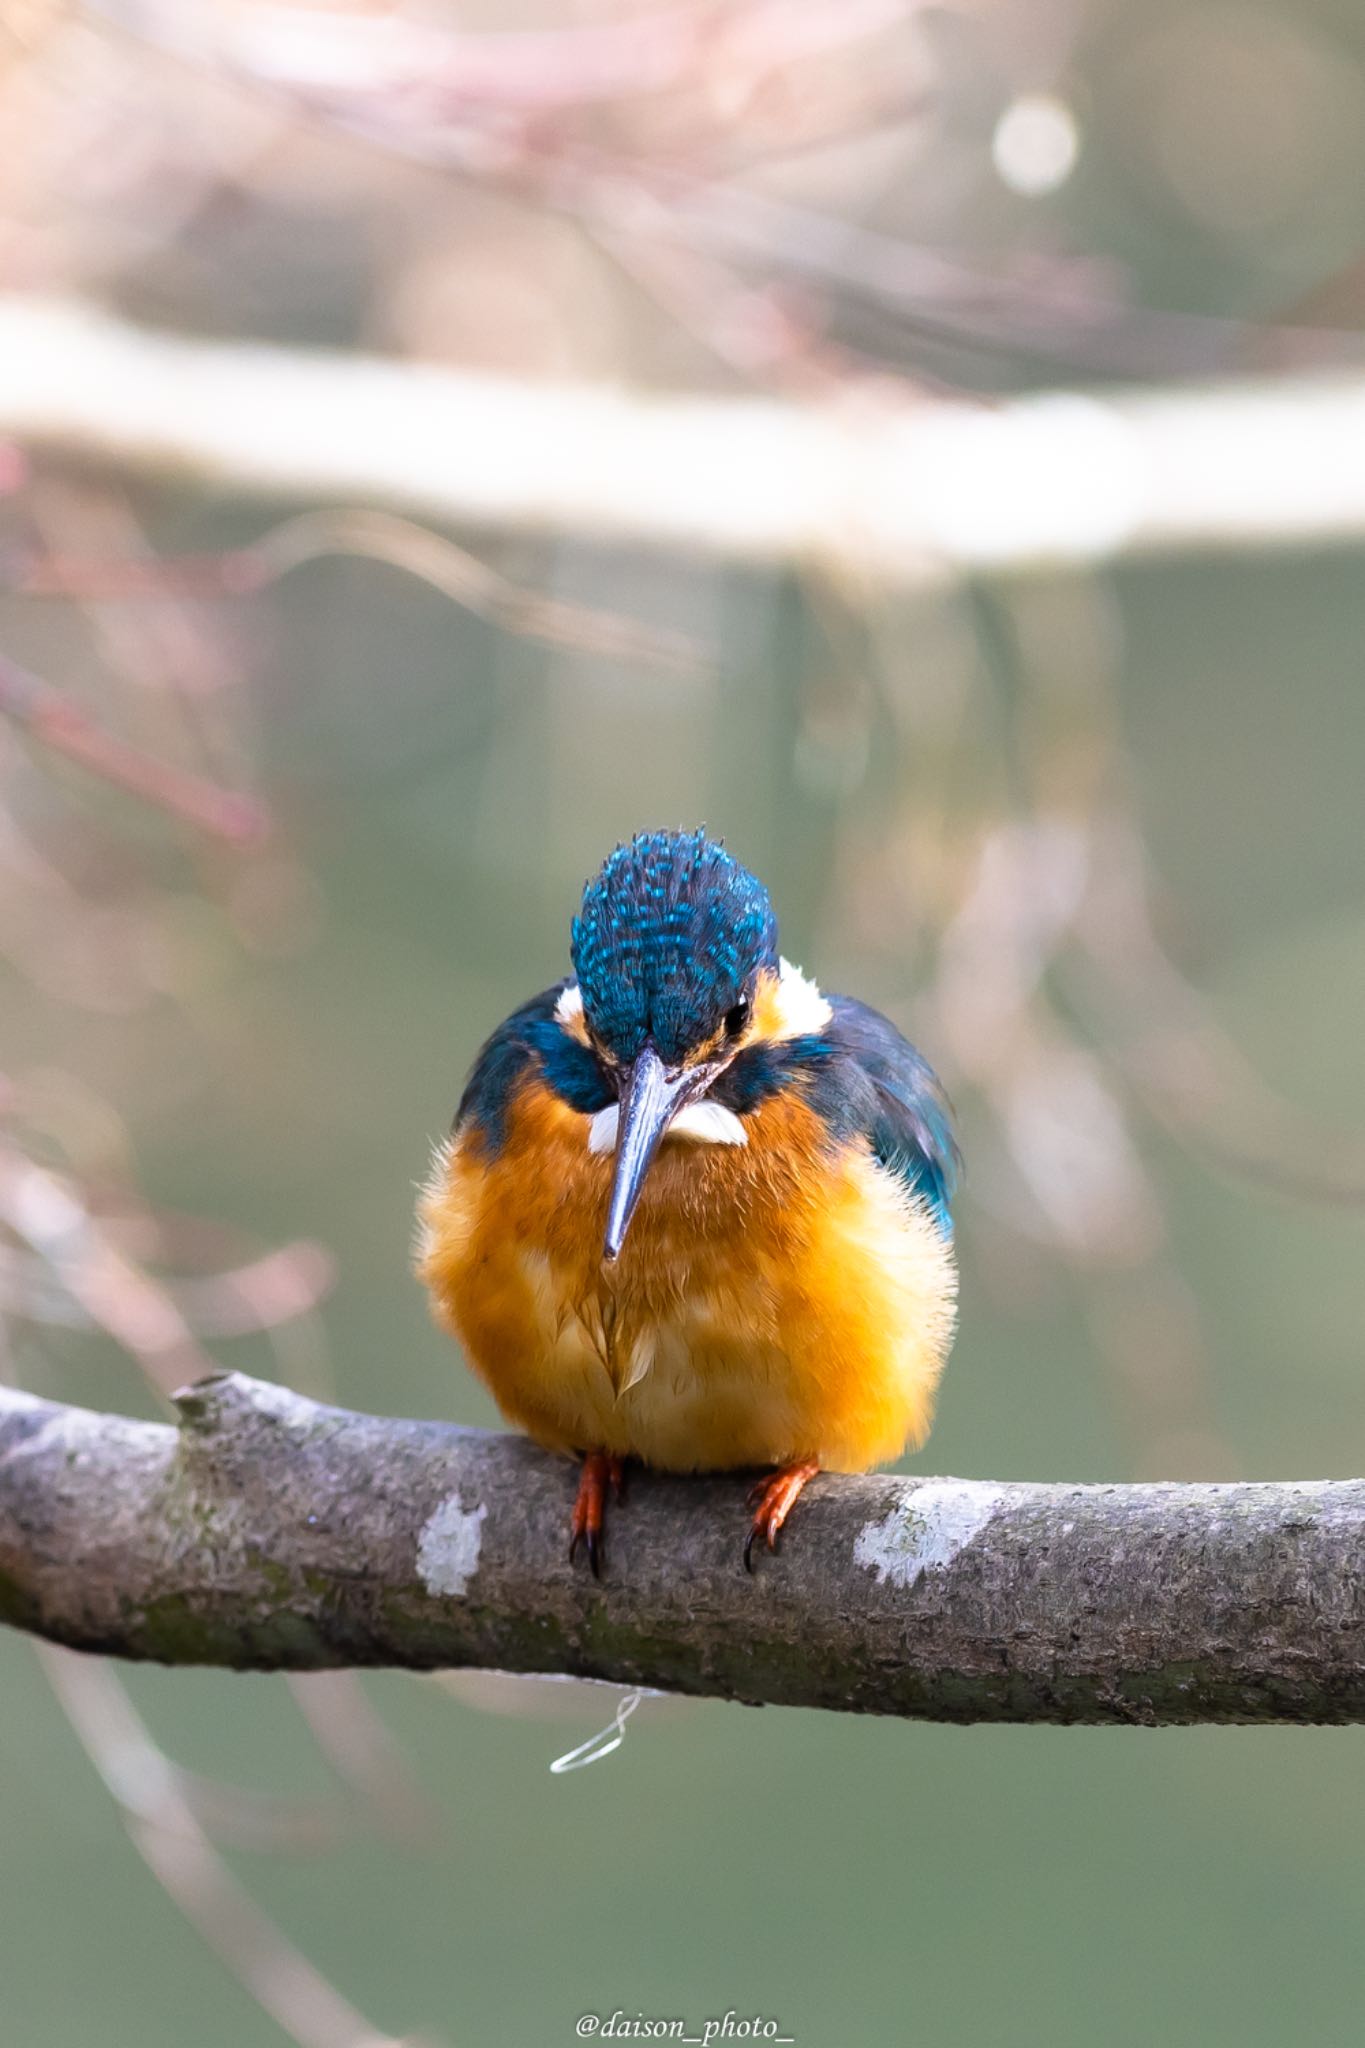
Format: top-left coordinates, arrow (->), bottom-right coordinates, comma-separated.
603,1041 -> 705,1263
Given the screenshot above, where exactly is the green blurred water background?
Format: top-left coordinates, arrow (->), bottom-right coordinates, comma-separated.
4,2 -> 1365,2041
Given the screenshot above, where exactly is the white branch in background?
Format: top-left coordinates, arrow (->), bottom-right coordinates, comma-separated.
2,297 -> 1365,583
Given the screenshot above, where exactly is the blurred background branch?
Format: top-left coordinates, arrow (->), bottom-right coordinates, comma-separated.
4,298 -> 1365,579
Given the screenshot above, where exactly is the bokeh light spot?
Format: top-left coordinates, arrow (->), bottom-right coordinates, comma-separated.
991,94 -> 1080,196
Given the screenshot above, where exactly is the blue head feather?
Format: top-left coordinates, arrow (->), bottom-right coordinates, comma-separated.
570,830 -> 778,1065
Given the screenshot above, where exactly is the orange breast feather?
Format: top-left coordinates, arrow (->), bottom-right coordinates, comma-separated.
417,1073 -> 956,1474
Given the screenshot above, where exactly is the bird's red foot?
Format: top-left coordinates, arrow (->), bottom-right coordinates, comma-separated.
568,1452 -> 626,1577
744,1459 -> 820,1571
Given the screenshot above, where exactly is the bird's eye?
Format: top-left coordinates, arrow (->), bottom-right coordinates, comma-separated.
723,998 -> 751,1039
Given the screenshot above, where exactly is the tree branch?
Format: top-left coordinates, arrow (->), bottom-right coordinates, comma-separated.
3,1371 -> 1364,1723
5,298 -> 1365,585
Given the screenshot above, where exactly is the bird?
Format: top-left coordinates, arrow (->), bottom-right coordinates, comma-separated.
417,829 -> 958,1574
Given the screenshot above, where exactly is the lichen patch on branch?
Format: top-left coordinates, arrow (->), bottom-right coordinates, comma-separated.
853,1480 -> 1007,1588
417,1495 -> 488,1599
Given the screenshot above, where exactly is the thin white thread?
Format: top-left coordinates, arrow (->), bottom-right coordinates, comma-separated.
548,1690 -> 645,1774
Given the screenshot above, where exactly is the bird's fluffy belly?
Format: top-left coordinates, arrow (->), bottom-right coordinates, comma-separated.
417,1077 -> 956,1473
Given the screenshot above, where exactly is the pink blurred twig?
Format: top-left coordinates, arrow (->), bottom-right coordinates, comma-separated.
287,1672 -> 436,1848
4,509 -> 709,674
0,650 -> 267,842
0,1145 -> 218,1394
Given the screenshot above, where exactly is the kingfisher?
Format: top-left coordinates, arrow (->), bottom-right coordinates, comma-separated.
417,830 -> 958,1573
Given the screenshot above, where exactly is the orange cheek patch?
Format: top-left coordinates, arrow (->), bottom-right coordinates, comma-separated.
749,967 -> 787,1044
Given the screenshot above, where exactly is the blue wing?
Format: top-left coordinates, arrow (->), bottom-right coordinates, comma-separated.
824,995 -> 960,1235
455,982 -> 611,1154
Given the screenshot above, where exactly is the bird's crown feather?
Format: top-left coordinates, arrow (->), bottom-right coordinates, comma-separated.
570,829 -> 777,1064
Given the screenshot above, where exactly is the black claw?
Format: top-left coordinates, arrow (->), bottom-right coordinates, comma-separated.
743,1525 -> 759,1573
587,1530 -> 602,1578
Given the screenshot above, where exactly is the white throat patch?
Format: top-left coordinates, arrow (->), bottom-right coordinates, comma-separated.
587,1100 -> 747,1155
